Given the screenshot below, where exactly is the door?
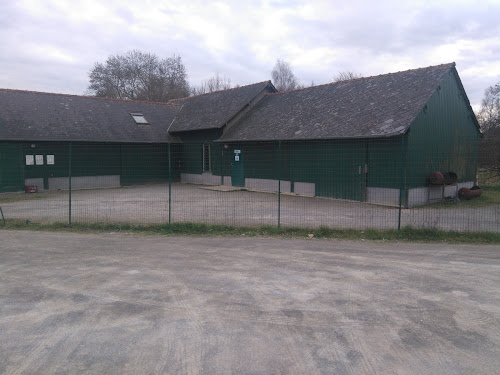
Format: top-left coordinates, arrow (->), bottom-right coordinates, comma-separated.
231,149 -> 244,187
315,142 -> 366,201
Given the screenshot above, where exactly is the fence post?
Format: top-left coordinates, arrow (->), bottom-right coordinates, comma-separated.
398,134 -> 406,230
168,142 -> 172,224
278,140 -> 282,229
68,142 -> 72,226
220,143 -> 224,186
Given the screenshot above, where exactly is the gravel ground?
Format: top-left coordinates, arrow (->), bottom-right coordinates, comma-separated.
1,183 -> 499,231
0,231 -> 499,374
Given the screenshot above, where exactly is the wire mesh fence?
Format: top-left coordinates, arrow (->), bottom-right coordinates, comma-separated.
0,137 -> 498,232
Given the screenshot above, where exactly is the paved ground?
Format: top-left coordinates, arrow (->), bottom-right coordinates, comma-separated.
2,183 -> 499,232
0,230 -> 499,374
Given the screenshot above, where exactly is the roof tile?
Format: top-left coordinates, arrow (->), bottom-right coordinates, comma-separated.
168,81 -> 274,132
0,89 -> 180,143
220,63 -> 456,141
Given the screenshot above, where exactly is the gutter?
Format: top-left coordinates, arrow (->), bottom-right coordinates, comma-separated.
216,129 -> 410,143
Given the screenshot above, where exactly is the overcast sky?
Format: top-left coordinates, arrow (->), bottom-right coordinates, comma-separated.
1,0 -> 499,112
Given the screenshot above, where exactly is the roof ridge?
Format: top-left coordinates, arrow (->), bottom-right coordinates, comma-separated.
266,62 -> 456,96
0,88 -> 182,106
170,80 -> 272,101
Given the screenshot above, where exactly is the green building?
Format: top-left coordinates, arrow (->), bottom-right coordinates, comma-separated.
0,63 -> 480,207
0,92 -> 181,192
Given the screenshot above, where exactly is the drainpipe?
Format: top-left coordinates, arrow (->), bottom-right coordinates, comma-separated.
397,134 -> 407,230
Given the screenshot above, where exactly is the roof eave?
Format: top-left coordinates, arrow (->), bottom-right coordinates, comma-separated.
0,137 -> 180,144
217,132 -> 408,143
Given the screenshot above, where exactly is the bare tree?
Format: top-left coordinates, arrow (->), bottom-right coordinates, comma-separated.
192,73 -> 232,95
478,127 -> 500,183
478,80 -> 500,182
271,59 -> 299,92
478,82 -> 500,132
332,71 -> 362,82
87,50 -> 190,102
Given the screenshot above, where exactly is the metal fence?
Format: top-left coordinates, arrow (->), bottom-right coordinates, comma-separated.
0,138 -> 498,232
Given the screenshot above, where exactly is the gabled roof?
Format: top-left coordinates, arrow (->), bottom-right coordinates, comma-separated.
168,81 -> 275,133
0,89 -> 180,143
220,63 -> 458,142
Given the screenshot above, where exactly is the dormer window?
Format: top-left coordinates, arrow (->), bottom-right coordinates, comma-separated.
131,113 -> 149,125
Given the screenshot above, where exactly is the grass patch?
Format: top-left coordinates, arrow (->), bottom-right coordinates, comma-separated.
1,219 -> 499,244
0,191 -> 59,204
478,168 -> 500,186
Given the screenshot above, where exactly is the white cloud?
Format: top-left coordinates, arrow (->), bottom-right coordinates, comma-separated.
0,0 -> 499,108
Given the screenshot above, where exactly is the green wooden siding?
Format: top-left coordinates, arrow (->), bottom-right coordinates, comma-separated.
406,70 -> 480,188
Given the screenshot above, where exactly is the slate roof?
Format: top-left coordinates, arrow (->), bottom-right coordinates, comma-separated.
168,81 -> 274,133
220,63 -> 458,141
0,89 -> 180,143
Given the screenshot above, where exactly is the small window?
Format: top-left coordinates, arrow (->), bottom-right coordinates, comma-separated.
130,113 -> 149,125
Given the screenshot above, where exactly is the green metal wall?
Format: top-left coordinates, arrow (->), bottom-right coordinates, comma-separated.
74,144 -> 120,177
23,143 -> 120,181
366,137 -> 405,189
0,142 -> 175,192
309,141 -> 366,201
176,129 -> 223,176
23,143 -> 71,180
285,141 -> 366,201
0,143 -> 24,192
120,144 -> 171,186
180,143 -> 203,175
406,69 -> 480,188
219,140 -> 367,201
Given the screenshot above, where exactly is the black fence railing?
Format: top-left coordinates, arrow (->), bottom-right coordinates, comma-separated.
0,137 -> 498,232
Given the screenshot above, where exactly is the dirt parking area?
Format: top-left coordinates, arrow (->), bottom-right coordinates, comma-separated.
0,231 -> 499,374
1,183 -> 499,231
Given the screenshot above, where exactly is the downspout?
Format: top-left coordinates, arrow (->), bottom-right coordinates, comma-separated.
398,133 -> 408,230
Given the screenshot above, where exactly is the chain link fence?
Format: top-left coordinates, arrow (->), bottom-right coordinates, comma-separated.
0,138 -> 498,232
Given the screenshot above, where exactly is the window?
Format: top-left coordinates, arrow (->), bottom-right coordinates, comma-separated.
130,113 -> 149,125
202,144 -> 211,172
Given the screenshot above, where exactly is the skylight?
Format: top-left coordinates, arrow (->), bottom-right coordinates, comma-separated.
131,113 -> 149,125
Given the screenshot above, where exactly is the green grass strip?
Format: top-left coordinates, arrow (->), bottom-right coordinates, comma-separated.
1,220 -> 499,244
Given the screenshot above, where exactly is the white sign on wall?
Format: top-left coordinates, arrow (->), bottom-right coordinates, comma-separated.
35,155 -> 44,165
47,155 -> 55,165
25,155 -> 34,165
